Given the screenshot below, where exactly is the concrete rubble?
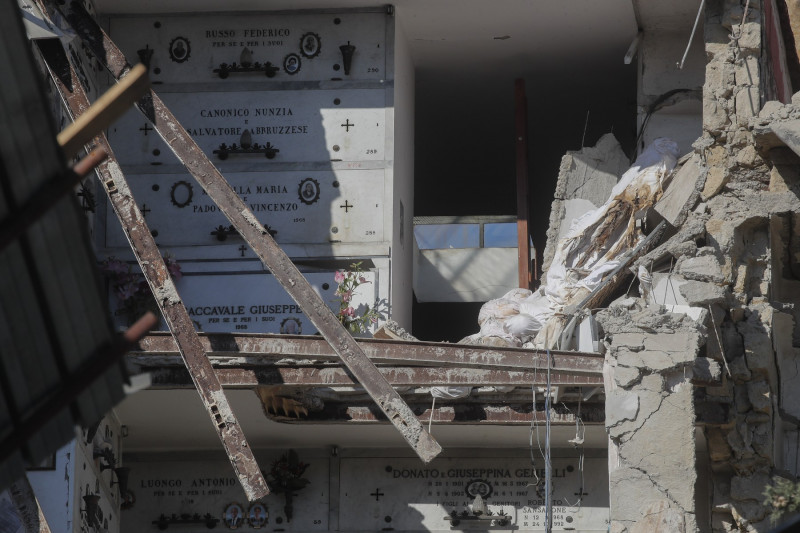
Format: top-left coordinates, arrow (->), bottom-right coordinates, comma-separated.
593,0 -> 800,530
458,0 -> 800,530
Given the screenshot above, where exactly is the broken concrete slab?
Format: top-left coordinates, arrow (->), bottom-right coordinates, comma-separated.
678,254 -> 726,284
541,133 -> 629,276
678,280 -> 729,306
654,153 -> 706,227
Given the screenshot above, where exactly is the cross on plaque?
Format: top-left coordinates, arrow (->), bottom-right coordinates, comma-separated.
239,245 -> 247,257
370,488 -> 384,501
340,200 -> 353,213
341,119 -> 354,132
139,123 -> 153,136
140,203 -> 151,217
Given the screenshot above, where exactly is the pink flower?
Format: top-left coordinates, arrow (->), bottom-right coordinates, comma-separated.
358,276 -> 367,284
334,271 -> 345,284
341,291 -> 352,303
166,259 -> 183,281
340,306 -> 355,317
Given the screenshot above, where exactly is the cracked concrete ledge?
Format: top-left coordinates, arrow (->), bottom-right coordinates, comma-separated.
598,304 -> 701,532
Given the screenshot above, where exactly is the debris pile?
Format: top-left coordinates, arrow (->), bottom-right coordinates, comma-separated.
462,138 -> 680,349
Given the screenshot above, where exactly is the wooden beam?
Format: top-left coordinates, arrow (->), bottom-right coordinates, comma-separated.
36,40 -> 269,501
514,79 -> 533,288
133,334 -> 605,374
47,0 -> 441,464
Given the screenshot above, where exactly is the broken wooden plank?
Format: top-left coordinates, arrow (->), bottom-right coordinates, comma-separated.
564,220 -> 668,316
49,0 -> 442,463
36,40 -> 269,501
56,63 -> 149,159
131,333 -> 605,374
142,366 -> 606,389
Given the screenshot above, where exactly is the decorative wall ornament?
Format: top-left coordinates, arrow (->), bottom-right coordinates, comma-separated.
214,47 -> 279,78
223,503 -> 245,529
297,177 -> 320,205
247,503 -> 268,528
299,32 -> 321,58
282,53 -> 301,75
168,37 -> 191,63
266,450 -> 309,523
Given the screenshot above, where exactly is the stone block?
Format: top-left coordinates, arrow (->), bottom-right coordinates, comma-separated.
736,22 -> 762,52
704,97 -> 731,133
678,254 -> 726,284
707,427 -> 733,462
736,87 -> 761,121
701,167 -> 729,200
735,383 -> 753,413
734,55 -> 759,87
678,280 -> 728,306
746,380 -> 771,413
760,100 -> 785,118
694,357 -> 722,383
730,473 -> 771,501
735,145 -> 760,168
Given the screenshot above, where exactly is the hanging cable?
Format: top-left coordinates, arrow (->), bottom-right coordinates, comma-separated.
677,0 -> 705,69
544,349 -> 553,533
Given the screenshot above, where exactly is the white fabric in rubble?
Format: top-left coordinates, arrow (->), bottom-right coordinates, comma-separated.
430,386 -> 472,399
471,138 -> 680,346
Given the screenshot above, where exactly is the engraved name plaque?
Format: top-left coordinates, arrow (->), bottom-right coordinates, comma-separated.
104,170 -> 384,248
110,270 -> 379,334
339,457 -> 609,531
109,11 -> 387,84
108,89 -> 386,165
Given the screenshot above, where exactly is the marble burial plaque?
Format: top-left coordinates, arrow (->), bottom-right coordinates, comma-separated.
108,89 -> 386,165
104,170 -> 385,248
339,457 -> 609,531
109,12 -> 387,84
110,270 -> 379,334
122,456 -> 330,533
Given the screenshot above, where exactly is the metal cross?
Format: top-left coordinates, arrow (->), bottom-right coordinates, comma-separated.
370,488 -> 384,501
139,123 -> 154,136
341,119 -> 354,132
340,200 -> 353,212
239,245 -> 247,257
140,203 -> 151,217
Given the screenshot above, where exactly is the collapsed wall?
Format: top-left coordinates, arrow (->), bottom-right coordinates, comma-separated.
592,0 -> 800,531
